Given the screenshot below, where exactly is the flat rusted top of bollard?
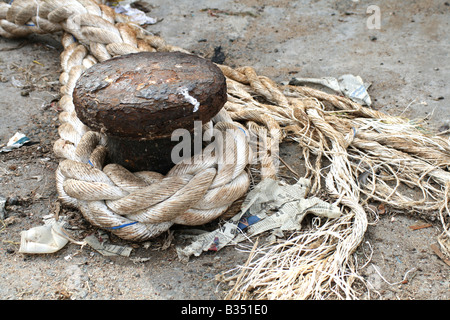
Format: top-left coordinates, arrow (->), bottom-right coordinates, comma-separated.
73,51 -> 227,140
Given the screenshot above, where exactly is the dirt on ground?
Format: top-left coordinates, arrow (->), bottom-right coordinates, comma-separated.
0,0 -> 448,300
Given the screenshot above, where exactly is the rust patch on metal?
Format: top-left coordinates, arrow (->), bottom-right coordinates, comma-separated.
73,51 -> 227,139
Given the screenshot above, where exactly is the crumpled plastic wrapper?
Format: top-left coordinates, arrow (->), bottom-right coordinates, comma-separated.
19,221 -> 69,254
84,232 -> 132,257
110,1 -> 159,25
289,74 -> 372,106
18,216 -> 132,256
176,178 -> 341,261
338,74 -> 372,106
0,196 -> 6,220
0,132 -> 31,153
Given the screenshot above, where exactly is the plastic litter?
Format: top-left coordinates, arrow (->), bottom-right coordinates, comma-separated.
338,74 -> 372,106
176,178 -> 341,261
289,76 -> 341,93
84,231 -> 132,257
19,217 -> 70,254
0,132 -> 31,153
11,76 -> 24,88
289,74 -> 372,106
0,196 -> 6,220
113,3 -> 158,25
18,215 -> 133,256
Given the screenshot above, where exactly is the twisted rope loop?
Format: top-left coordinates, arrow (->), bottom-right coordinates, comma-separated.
2,0 -> 449,299
0,0 -> 261,240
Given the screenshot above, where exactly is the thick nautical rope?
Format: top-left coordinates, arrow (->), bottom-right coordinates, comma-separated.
0,0 -> 264,241
3,0 -> 450,300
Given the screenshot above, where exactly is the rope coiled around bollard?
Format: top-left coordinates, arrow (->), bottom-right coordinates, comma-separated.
2,0 -> 449,300
1,0 -> 260,241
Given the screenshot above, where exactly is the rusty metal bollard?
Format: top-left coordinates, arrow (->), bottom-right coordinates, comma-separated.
72,51 -> 227,173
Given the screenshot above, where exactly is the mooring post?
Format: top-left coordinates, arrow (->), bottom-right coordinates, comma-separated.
72,51 -> 227,173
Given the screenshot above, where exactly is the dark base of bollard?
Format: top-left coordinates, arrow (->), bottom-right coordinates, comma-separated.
105,135 -> 197,175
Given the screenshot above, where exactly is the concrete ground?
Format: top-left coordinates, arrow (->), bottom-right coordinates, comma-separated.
0,0 -> 448,300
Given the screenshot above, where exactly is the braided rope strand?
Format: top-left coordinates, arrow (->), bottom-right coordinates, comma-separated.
2,0 -> 449,300
1,0 -> 257,240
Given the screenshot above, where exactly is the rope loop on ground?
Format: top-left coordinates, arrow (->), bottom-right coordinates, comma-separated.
1,0 -> 449,299
0,0 -> 259,240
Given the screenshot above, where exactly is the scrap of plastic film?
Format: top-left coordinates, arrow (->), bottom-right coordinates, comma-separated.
18,216 -> 133,256
176,178 -> 341,261
0,132 -> 30,153
19,220 -> 69,254
107,1 -> 158,25
289,74 -> 372,106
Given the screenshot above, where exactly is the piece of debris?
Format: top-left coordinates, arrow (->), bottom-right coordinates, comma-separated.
409,222 -> 432,230
377,203 -> 386,215
438,123 -> 449,133
130,0 -> 154,13
357,170 -> 371,186
84,231 -> 132,257
0,132 -> 31,153
3,216 -> 18,226
289,74 -> 372,106
211,46 -> 226,64
113,3 -> 159,25
0,196 -> 6,220
20,215 -> 132,256
130,257 -> 151,264
200,8 -> 258,18
430,243 -> 450,267
6,196 -> 19,206
176,178 -> 341,261
290,77 -> 341,93
11,76 -> 25,88
32,60 -> 44,67
18,218 -> 70,254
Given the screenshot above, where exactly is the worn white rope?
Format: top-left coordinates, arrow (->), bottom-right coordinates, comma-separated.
1,0 -> 449,300
1,0 -> 258,241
